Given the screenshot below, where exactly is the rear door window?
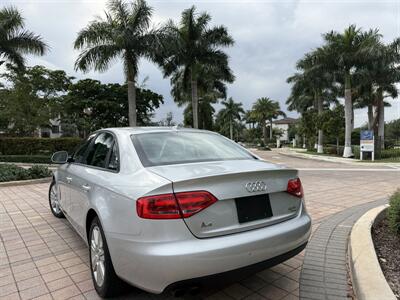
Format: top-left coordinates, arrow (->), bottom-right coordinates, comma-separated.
73,134 -> 96,164
86,133 -> 114,169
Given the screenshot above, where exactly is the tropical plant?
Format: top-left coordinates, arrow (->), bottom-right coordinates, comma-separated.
159,6 -> 234,128
386,118 -> 400,145
183,100 -> 215,130
243,110 -> 257,129
74,0 -> 161,126
321,104 -> 345,154
287,49 -> 338,153
319,25 -> 381,157
63,79 -> 163,137
354,38 -> 400,151
217,97 -> 245,140
0,6 -> 48,69
0,65 -> 72,136
251,97 -> 286,146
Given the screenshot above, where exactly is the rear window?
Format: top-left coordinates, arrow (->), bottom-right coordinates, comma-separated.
131,131 -> 255,167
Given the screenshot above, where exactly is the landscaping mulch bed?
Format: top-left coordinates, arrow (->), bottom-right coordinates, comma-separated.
372,217 -> 400,299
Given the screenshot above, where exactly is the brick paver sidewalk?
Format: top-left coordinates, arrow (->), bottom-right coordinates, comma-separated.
1,151 -> 399,299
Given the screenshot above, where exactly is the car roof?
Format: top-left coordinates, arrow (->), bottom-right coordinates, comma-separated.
100,126 -> 215,135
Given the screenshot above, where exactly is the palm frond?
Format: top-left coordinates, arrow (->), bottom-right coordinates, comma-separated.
7,30 -> 48,55
75,44 -> 121,72
128,0 -> 152,34
74,20 -> 114,49
0,6 -> 24,32
0,47 -> 24,69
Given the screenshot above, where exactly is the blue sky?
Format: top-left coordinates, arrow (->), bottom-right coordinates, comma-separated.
3,0 -> 400,126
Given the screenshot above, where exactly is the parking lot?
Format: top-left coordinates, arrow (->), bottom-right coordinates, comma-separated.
1,150 -> 399,300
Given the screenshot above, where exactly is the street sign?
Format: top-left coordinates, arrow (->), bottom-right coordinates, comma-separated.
360,130 -> 374,161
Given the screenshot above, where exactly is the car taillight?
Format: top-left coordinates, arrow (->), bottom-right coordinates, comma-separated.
287,178 -> 303,198
136,191 -> 217,219
136,194 -> 181,219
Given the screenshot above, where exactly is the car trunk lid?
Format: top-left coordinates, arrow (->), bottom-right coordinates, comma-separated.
147,159 -> 302,238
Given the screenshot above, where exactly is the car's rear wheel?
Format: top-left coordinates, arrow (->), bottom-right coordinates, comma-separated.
89,217 -> 122,298
49,181 -> 64,218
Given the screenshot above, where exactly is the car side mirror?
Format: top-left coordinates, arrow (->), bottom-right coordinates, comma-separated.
51,151 -> 70,164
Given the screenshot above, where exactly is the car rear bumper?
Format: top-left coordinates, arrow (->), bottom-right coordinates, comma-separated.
165,241 -> 307,293
107,206 -> 311,294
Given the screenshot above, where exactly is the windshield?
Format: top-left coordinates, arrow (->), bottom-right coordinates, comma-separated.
131,131 -> 255,167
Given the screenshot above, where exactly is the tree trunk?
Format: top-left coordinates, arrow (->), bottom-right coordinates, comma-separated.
190,71 -> 199,129
229,119 -> 233,140
367,104 -> 373,130
262,121 -> 268,147
126,62 -> 137,127
343,73 -> 354,158
269,119 -> 273,140
378,92 -> 385,150
317,95 -> 324,154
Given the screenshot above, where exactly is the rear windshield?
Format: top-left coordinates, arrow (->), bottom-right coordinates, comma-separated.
131,131 -> 255,167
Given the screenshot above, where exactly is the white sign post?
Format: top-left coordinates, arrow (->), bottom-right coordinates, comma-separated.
360,130 -> 374,161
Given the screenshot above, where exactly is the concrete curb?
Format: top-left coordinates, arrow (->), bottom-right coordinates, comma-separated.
0,177 -> 52,187
349,205 -> 396,300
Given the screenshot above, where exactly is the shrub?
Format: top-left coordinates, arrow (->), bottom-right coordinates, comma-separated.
0,164 -> 29,182
0,164 -> 52,182
0,155 -> 51,164
28,165 -> 52,178
387,189 -> 400,235
0,137 -> 81,155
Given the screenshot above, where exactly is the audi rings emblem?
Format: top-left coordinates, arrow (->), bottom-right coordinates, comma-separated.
245,181 -> 267,193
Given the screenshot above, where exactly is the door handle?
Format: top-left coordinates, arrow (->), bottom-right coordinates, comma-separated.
66,177 -> 72,183
82,184 -> 91,191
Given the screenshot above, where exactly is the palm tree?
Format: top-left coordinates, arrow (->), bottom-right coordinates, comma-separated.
159,6 -> 234,128
243,110 -> 257,129
0,6 -> 48,69
219,97 -> 245,140
321,25 -> 381,157
287,49 -> 337,153
74,0 -> 160,126
171,64 -> 233,129
251,97 -> 286,146
364,38 -> 399,150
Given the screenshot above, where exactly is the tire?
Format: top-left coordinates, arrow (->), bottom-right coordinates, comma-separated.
89,217 -> 123,298
49,180 -> 64,218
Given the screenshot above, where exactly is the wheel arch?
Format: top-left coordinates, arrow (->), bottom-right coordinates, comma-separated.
86,208 -> 99,242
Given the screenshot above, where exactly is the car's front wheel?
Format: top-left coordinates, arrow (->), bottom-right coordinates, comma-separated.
89,217 -> 122,298
49,181 -> 64,218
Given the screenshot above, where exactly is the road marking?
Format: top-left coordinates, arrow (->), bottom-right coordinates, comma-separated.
298,168 -> 400,172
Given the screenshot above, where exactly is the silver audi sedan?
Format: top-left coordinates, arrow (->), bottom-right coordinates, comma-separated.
49,127 -> 311,298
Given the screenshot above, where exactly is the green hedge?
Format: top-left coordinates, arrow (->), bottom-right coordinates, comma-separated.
0,137 -> 81,155
322,145 -> 400,161
0,164 -> 52,182
0,155 -> 51,164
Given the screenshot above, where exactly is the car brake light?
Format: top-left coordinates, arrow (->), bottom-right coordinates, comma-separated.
136,194 -> 181,219
287,178 -> 303,198
175,191 -> 218,218
136,191 -> 217,219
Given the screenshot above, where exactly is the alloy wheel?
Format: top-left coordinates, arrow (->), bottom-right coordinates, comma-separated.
50,184 -> 60,214
91,226 -> 105,287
